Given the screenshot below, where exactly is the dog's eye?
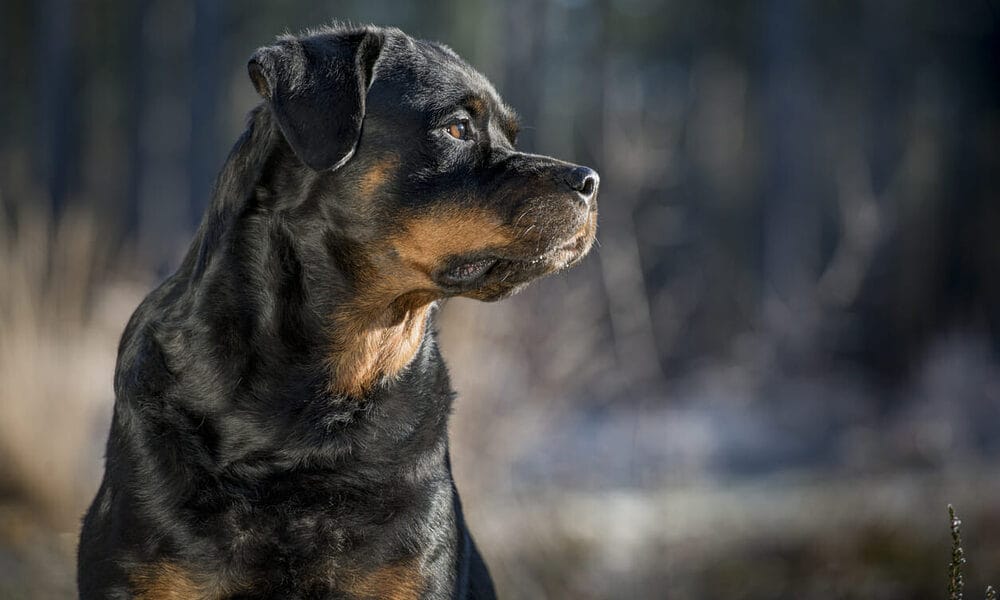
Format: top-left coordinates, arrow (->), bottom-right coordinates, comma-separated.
446,120 -> 471,141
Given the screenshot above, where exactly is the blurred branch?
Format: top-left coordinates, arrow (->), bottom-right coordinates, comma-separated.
594,6 -> 665,388
817,151 -> 882,308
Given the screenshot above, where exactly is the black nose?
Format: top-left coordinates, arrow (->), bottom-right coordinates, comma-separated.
564,166 -> 599,207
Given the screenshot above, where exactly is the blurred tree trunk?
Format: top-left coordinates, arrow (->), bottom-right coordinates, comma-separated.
760,0 -> 822,360
37,0 -> 79,216
0,0 -> 33,181
135,0 -> 193,269
189,0 -> 223,229
123,0 -> 149,237
593,0 -> 665,388
503,0 -> 545,153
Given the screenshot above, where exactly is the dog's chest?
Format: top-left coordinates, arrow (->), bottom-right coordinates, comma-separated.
191,482 -> 455,598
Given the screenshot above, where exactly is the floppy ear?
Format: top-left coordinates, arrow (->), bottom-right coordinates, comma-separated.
247,29 -> 384,172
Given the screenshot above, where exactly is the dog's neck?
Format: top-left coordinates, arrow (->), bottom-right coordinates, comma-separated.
127,109 -> 454,479
185,107 -> 437,402
327,295 -> 437,398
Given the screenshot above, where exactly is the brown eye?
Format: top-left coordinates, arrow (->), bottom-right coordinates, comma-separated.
446,120 -> 469,140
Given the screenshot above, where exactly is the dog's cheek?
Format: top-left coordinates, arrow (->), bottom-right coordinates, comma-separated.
389,207 -> 514,276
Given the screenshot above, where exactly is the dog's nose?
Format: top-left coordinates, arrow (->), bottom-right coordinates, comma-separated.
563,166 -> 599,207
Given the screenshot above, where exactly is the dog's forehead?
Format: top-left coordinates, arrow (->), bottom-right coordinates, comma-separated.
377,33 -> 518,125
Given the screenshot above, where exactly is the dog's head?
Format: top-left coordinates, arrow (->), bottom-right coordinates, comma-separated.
248,26 -> 598,305
246,25 -> 598,396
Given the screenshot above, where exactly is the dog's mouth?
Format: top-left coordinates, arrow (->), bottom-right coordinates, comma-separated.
440,257 -> 499,285
433,211 -> 597,294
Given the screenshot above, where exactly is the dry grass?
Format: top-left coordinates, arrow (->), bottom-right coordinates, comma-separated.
0,197 -> 144,527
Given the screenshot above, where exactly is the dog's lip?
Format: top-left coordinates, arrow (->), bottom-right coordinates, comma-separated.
434,213 -> 597,290
542,214 -> 597,262
433,255 -> 500,287
432,251 -> 541,291
442,257 -> 498,283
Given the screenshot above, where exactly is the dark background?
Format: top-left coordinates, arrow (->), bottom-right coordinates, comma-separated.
1,1 -> 999,598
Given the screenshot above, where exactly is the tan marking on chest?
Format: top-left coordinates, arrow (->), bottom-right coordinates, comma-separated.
130,563 -> 219,600
327,292 -> 435,398
342,559 -> 425,600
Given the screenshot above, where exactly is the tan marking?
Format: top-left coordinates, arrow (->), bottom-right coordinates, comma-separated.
328,294 -> 435,398
130,563 -> 217,600
465,96 -> 487,117
342,559 -> 424,600
357,157 -> 397,198
392,207 -> 513,274
327,206 -> 514,397
498,110 -> 520,141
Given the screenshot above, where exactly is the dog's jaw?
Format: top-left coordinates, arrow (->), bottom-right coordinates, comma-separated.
322,199 -> 597,397
322,212 -> 597,398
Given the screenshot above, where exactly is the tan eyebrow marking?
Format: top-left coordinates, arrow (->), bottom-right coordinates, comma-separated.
357,156 -> 398,198
493,100 -> 521,143
463,95 -> 488,117
498,112 -> 520,143
458,94 -> 520,143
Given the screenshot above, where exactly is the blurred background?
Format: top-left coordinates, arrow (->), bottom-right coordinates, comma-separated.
2,0 -> 999,598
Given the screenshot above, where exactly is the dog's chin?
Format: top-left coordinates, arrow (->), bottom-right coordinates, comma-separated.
456,214 -> 597,302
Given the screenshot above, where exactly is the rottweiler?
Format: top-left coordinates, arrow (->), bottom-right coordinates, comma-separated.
78,24 -> 598,599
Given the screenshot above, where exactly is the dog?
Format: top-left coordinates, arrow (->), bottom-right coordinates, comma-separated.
78,24 -> 598,599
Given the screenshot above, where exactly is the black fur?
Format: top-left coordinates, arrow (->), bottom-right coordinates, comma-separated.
78,24 -> 598,599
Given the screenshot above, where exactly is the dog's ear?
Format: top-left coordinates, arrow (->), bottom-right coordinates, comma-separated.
248,29 -> 384,172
